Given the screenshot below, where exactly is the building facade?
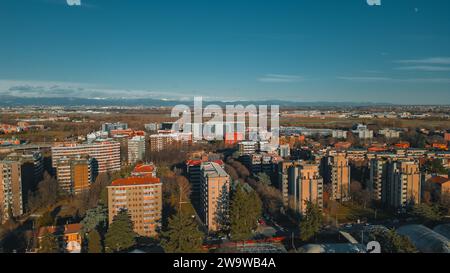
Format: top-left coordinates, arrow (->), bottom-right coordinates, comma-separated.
56,156 -> 93,195
287,161 -> 323,214
0,161 -> 22,222
385,160 -> 421,208
107,177 -> 162,237
51,141 -> 121,174
127,136 -> 146,164
200,162 -> 230,232
329,154 -> 351,201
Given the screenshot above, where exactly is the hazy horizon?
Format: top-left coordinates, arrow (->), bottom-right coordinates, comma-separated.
1,0 -> 450,104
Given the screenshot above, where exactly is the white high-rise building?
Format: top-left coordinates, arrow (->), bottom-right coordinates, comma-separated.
128,136 -> 146,164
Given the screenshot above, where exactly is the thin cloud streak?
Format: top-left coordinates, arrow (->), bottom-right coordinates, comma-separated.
395,65 -> 450,72
396,57 -> 450,65
337,76 -> 450,83
258,74 -> 304,83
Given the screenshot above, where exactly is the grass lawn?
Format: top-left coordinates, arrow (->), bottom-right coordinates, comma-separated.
324,202 -> 393,224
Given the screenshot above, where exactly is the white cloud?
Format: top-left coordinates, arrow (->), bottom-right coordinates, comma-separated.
396,57 -> 450,65
0,79 -> 244,101
396,65 -> 450,72
337,76 -> 450,83
337,76 -> 390,82
258,74 -> 304,83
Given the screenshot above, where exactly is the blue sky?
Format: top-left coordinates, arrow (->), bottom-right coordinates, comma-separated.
1,0 -> 450,104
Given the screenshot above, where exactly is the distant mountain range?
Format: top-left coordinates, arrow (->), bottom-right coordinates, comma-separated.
0,95 -> 394,108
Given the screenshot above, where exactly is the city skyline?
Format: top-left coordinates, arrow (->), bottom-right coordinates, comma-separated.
1,0 -> 450,104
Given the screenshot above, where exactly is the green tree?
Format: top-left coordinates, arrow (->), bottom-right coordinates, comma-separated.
215,184 -> 230,235
366,228 -> 416,253
423,159 -> 448,175
39,231 -> 60,253
256,173 -> 272,186
161,211 -> 204,253
411,203 -> 443,223
80,206 -> 108,235
230,184 -> 262,241
104,210 -> 136,253
87,229 -> 103,253
299,201 -> 323,242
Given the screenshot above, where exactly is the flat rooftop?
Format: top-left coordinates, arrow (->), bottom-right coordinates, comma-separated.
201,162 -> 228,177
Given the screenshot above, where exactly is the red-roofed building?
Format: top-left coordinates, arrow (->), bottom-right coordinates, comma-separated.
110,129 -> 146,138
107,176 -> 162,237
131,163 -> 157,178
432,143 -> 448,151
395,142 -> 410,149
427,175 -> 450,197
334,142 -> 352,150
37,223 -> 82,253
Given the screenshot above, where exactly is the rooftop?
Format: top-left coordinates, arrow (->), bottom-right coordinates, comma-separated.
133,163 -> 155,174
37,223 -> 82,238
201,162 -> 229,177
110,176 -> 161,186
428,176 -> 450,185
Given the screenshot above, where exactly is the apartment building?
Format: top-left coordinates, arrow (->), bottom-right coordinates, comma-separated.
107,177 -> 162,237
0,161 -> 22,223
200,162 -> 230,232
101,122 -> 128,133
332,130 -> 348,139
51,140 -> 121,174
385,160 -> 421,208
369,158 -> 388,201
127,136 -> 146,164
379,129 -> 401,139
322,153 -> 351,201
187,159 -> 224,205
238,141 -> 258,155
149,131 -> 192,152
5,151 -> 43,210
56,156 -> 93,195
278,160 -> 302,206
287,161 -> 323,214
279,144 -> 291,158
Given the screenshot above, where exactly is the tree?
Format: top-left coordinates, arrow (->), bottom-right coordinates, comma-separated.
80,206 -> 108,235
256,173 -> 272,186
39,172 -> 60,206
87,229 -> 103,253
39,231 -> 60,253
224,164 -> 239,181
28,172 -> 60,211
161,211 -> 204,253
230,184 -> 262,241
366,228 -> 416,253
104,210 -> 136,253
351,181 -> 372,208
37,211 -> 55,228
228,160 -> 250,179
214,184 -> 230,235
299,201 -> 323,242
423,159 -> 448,175
411,203 -> 443,223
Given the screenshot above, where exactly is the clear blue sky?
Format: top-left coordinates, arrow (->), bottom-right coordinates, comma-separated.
1,0 -> 450,104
